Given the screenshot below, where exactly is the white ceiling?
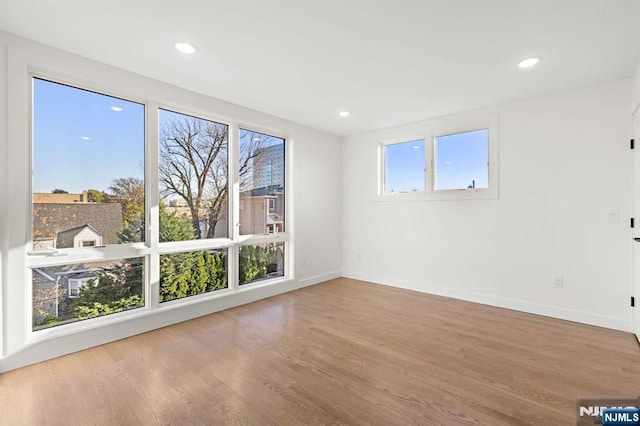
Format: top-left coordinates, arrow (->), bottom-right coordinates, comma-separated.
1,0 -> 640,136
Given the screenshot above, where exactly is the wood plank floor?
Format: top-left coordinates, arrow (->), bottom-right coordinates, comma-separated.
0,278 -> 639,425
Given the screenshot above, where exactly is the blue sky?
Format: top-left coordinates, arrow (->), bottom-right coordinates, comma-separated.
435,129 -> 488,190
385,139 -> 425,192
385,129 -> 488,192
33,78 -> 144,194
33,77 -> 484,196
32,80 -> 285,197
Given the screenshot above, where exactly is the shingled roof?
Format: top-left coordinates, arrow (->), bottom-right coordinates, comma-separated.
33,203 -> 123,245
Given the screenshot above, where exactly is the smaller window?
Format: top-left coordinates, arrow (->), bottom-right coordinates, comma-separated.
379,114 -> 498,201
268,198 -> 275,212
82,240 -> 96,247
67,277 -> 93,298
68,279 -> 81,298
384,139 -> 425,193
434,129 -> 488,191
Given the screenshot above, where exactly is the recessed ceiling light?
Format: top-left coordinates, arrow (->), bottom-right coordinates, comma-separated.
253,137 -> 261,142
518,57 -> 540,68
81,136 -> 91,141
412,146 -> 420,149
339,111 -> 350,117
175,42 -> 196,54
111,106 -> 123,112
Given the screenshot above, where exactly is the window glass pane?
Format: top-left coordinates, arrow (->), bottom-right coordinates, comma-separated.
159,249 -> 228,303
385,139 -> 425,193
32,257 -> 144,330
239,129 -> 285,235
159,109 -> 229,241
32,78 -> 145,251
239,243 -> 285,285
434,129 -> 489,190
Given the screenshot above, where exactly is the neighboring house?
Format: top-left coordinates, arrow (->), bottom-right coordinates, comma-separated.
31,203 -> 124,326
33,191 -> 89,203
32,264 -> 105,326
56,224 -> 103,248
164,197 -> 229,239
32,203 -> 123,250
239,184 -> 285,235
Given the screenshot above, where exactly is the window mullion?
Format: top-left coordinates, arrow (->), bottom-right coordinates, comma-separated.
425,136 -> 434,193
146,101 -> 160,310
228,123 -> 240,291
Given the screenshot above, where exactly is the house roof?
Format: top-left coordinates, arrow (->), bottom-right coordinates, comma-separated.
56,224 -> 101,248
56,224 -> 100,238
240,184 -> 284,198
32,260 -> 121,283
33,203 -> 123,245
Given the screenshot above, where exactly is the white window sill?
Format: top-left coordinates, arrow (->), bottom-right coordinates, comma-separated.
375,188 -> 499,202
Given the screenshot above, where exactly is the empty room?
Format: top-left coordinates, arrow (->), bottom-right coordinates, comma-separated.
1,1 -> 639,424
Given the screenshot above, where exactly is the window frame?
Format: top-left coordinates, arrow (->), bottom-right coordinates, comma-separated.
377,113 -> 499,201
234,124 -> 291,289
15,66 -> 292,340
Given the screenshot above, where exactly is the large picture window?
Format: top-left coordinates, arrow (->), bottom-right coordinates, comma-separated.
27,76 -> 290,334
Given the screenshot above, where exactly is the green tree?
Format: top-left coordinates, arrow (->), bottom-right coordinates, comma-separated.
239,245 -> 267,284
205,251 -> 227,292
87,189 -> 107,203
159,204 -> 196,242
109,177 -> 145,224
67,262 -> 144,320
160,251 -> 193,302
190,254 -> 209,295
158,205 -> 197,302
239,244 -> 282,284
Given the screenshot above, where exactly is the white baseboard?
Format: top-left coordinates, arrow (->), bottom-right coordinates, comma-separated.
0,271 -> 340,373
342,270 -> 632,332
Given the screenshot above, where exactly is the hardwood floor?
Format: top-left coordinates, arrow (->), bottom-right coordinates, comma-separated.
0,278 -> 639,425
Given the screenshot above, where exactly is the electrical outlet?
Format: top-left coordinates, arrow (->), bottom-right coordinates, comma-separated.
553,276 -> 564,288
301,257 -> 307,267
356,253 -> 362,262
607,210 -> 619,223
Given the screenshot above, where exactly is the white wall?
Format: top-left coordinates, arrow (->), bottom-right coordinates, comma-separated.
342,79 -> 633,331
0,41 -> 7,358
633,62 -> 640,114
632,62 -> 640,339
0,32 -> 342,371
